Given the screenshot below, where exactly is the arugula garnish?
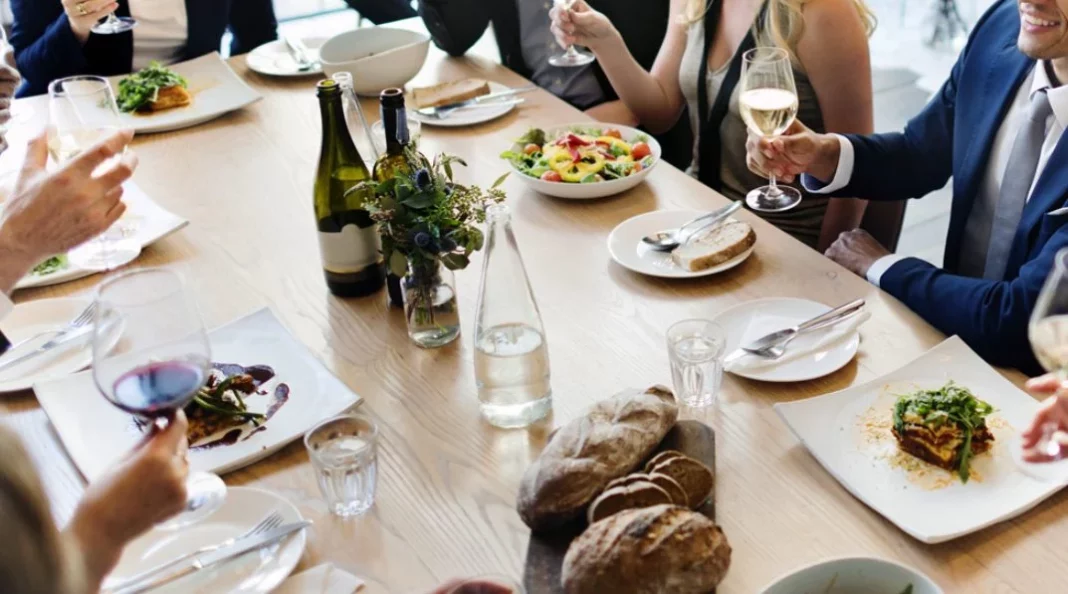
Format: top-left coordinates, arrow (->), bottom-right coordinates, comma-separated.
893,382 -> 994,483
32,255 -> 67,276
116,62 -> 187,113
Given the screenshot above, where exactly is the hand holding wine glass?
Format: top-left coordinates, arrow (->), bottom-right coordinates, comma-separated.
547,0 -> 597,67
739,47 -> 802,213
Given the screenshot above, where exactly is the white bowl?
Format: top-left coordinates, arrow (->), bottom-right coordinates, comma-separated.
506,123 -> 661,200
760,557 -> 943,594
319,27 -> 430,96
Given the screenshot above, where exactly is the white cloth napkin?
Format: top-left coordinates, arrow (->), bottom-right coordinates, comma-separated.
725,311 -> 870,373
273,564 -> 364,594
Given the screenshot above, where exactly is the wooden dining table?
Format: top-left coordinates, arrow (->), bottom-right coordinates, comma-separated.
3,18 -> 1067,594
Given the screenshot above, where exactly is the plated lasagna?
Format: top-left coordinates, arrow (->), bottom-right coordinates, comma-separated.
891,382 -> 995,483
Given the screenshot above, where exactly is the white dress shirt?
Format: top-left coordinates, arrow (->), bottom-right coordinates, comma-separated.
804,61 -> 1068,286
129,0 -> 189,71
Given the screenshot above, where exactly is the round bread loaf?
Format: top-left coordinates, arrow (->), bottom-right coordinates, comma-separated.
562,505 -> 731,594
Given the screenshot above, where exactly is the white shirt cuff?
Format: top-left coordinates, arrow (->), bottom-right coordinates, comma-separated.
866,255 -> 907,287
800,134 -> 854,194
0,291 -> 11,322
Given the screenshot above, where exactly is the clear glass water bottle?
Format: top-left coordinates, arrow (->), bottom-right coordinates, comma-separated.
473,204 -> 552,428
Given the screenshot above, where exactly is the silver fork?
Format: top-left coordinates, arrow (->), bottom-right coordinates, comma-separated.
102,511 -> 284,592
748,309 -> 864,360
420,98 -> 525,120
7,302 -> 97,354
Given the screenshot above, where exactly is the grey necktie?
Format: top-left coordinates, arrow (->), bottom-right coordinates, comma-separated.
983,89 -> 1053,280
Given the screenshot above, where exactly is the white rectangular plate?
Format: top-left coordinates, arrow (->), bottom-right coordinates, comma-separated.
35,308 -> 362,480
108,52 -> 261,134
15,182 -> 187,289
774,336 -> 1066,543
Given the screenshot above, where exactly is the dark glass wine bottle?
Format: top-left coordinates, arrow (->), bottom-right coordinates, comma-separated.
373,87 -> 413,307
313,79 -> 385,297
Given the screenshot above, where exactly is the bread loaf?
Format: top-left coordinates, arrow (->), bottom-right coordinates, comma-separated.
562,505 -> 732,594
650,455 -> 715,509
671,220 -> 756,272
586,481 -> 672,523
517,386 -> 678,530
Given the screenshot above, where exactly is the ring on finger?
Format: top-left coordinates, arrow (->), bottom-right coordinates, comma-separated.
75,1 -> 89,16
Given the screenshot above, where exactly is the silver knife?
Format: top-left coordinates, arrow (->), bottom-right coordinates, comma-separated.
282,35 -> 314,71
421,85 -> 537,112
0,323 -> 93,373
108,521 -> 311,594
723,299 -> 866,364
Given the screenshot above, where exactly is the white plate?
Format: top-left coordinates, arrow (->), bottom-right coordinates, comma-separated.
0,297 -> 121,392
108,53 -> 262,134
759,556 -> 943,594
246,38 -> 326,77
409,81 -> 517,128
607,210 -> 754,278
714,297 -> 861,382
507,123 -> 660,200
774,336 -> 1068,544
35,308 -> 362,481
15,182 -> 187,289
106,487 -> 306,593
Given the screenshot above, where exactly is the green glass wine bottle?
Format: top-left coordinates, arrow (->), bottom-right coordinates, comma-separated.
313,79 -> 385,297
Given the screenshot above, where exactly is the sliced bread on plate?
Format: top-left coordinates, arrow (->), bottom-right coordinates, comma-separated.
671,220 -> 756,272
411,78 -> 491,108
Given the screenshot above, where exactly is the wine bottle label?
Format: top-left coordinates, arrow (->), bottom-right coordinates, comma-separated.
318,224 -> 382,273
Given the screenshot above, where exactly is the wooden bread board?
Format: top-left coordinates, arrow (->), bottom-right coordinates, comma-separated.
522,420 -> 717,593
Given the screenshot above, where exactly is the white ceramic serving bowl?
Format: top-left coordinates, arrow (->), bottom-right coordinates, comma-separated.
507,123 -> 661,200
759,557 -> 943,594
319,27 -> 430,96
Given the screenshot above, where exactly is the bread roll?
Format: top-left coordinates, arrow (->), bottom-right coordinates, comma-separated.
671,220 -> 756,272
562,505 -> 732,594
517,386 -> 678,530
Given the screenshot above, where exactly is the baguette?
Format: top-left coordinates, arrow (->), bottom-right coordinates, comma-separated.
411,78 -> 490,108
562,505 -> 732,594
516,386 -> 679,531
671,219 -> 756,272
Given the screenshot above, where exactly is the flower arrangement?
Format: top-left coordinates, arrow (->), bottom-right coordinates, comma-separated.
350,147 -> 507,279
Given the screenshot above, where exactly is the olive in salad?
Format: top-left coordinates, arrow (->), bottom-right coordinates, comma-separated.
501,127 -> 654,183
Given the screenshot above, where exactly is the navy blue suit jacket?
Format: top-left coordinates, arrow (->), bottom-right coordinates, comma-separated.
832,0 -> 1066,374
10,0 -> 278,97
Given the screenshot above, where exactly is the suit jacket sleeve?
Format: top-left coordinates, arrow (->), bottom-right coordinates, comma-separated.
418,0 -> 490,57
10,0 -> 88,97
227,0 -> 279,57
878,225 -> 1068,374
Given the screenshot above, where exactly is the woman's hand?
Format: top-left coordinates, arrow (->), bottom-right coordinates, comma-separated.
66,411 -> 190,590
61,0 -> 119,44
548,0 -> 620,54
1022,374 -> 1068,461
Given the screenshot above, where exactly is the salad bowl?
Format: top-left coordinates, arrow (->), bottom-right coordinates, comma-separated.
501,123 -> 661,200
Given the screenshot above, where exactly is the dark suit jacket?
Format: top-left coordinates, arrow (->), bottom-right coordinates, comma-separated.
830,0 -> 1065,373
417,0 -> 694,168
11,0 -> 278,97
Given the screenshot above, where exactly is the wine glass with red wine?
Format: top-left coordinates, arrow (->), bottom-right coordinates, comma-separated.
92,268 -> 226,529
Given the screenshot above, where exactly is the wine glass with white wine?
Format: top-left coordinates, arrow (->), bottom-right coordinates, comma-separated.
549,0 -> 595,68
739,47 -> 802,213
48,76 -> 141,271
1014,247 -> 1068,482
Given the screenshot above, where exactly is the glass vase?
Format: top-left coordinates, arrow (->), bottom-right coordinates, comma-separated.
403,260 -> 460,348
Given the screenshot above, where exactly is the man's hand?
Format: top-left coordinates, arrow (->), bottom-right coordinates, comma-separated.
745,120 -> 840,184
67,411 -> 190,591
0,129 -> 136,291
824,229 -> 890,278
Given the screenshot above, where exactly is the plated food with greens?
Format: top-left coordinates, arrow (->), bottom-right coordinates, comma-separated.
892,382 -> 995,483
117,62 -> 191,114
501,124 -> 660,200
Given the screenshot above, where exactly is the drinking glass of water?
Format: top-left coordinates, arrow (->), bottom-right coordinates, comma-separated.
304,413 -> 378,517
666,320 -> 726,407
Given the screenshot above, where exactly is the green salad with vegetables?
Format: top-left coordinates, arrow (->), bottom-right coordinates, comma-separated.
116,62 -> 188,113
500,126 -> 655,183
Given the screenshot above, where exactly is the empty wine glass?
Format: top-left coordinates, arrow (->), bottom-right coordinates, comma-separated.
48,76 -> 141,271
1014,247 -> 1068,483
92,7 -> 137,35
92,268 -> 226,529
549,0 -> 595,68
739,47 -> 801,213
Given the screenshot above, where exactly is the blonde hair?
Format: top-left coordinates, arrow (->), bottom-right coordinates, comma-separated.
681,0 -> 877,65
0,426 -> 83,594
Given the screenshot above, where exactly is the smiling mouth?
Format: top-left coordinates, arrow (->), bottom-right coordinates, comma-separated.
1023,12 -> 1062,27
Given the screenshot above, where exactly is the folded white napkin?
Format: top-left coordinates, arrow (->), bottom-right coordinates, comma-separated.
273,564 -> 364,594
725,311 -> 870,373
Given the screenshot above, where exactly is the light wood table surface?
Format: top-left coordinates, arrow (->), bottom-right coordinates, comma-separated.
4,23 -> 1066,594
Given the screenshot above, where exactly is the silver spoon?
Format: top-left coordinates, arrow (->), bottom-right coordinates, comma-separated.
642,201 -> 743,252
